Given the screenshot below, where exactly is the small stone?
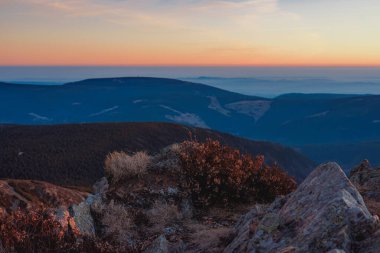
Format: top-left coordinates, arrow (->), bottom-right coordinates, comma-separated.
163,227 -> 176,236
257,213 -> 280,233
167,187 -> 179,196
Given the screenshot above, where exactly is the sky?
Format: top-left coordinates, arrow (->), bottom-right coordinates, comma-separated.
1,0 -> 380,66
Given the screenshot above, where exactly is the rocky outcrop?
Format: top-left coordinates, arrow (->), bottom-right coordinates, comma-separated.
225,162 -> 380,253
350,160 -> 380,202
6,160 -> 379,253
0,179 -> 88,213
349,160 -> 380,226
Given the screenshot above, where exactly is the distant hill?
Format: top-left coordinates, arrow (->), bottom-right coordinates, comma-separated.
0,77 -> 379,168
0,122 -> 315,187
300,141 -> 380,172
254,93 -> 380,145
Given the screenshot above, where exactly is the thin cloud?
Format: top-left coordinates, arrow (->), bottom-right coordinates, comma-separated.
22,0 -> 281,18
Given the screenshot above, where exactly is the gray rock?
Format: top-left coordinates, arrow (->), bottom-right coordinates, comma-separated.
69,196 -> 96,236
349,160 -> 372,186
349,160 -> 380,202
93,177 -> 109,197
144,235 -> 168,253
167,187 -> 179,196
163,227 -> 176,236
257,212 -> 280,233
224,205 -> 268,253
225,162 -> 379,253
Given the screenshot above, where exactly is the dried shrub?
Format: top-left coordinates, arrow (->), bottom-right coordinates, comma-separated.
146,201 -> 182,233
179,140 -> 296,207
104,151 -> 150,184
101,200 -> 133,244
149,143 -> 182,173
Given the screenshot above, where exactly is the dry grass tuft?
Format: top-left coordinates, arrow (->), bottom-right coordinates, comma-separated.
100,200 -> 133,244
104,151 -> 150,184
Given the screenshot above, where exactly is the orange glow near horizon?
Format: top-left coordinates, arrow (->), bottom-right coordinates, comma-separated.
1,0 -> 380,66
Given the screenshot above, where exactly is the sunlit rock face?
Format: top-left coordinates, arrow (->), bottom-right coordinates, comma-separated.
225,162 -> 380,253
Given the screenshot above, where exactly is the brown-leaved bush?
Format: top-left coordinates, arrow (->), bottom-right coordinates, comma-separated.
0,208 -> 69,252
0,208 -> 129,253
179,139 -> 296,207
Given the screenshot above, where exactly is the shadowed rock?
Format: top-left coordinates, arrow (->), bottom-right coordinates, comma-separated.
349,160 -> 380,205
225,162 -> 379,253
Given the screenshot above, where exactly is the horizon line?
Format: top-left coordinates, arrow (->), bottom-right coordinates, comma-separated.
2,64 -> 380,68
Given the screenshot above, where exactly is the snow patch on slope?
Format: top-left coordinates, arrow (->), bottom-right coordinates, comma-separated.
89,106 -> 119,117
306,111 -> 330,119
207,96 -> 230,116
225,100 -> 271,121
28,113 -> 51,122
160,105 -> 208,128
133,99 -> 144,104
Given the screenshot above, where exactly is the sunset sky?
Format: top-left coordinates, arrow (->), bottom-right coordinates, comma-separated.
1,0 -> 380,66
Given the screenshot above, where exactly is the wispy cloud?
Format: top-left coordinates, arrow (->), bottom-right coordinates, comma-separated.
19,0 -> 283,23
187,0 -> 279,12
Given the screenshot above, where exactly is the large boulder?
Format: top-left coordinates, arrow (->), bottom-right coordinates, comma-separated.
225,162 -> 379,253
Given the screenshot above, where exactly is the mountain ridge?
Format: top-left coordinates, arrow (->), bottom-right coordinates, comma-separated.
1,77 -> 379,169
0,122 -> 315,187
